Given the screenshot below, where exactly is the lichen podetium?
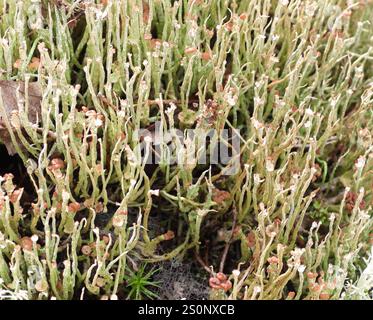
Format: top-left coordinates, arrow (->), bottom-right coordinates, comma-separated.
0,0 -> 372,300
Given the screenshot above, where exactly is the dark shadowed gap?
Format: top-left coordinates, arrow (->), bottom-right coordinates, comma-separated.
0,144 -> 36,206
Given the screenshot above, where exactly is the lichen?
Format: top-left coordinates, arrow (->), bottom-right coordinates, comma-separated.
0,0 -> 372,300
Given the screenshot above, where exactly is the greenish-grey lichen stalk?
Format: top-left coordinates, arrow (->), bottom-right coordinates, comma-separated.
0,0 -> 372,300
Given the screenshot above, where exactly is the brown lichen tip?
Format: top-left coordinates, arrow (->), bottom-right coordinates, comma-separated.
48,158 -> 65,171
68,202 -> 81,213
209,273 -> 232,292
0,0 -> 371,302
163,230 -> 175,241
212,189 -> 231,204
20,237 -> 33,251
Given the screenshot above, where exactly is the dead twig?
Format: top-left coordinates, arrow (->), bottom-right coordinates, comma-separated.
195,250 -> 213,274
